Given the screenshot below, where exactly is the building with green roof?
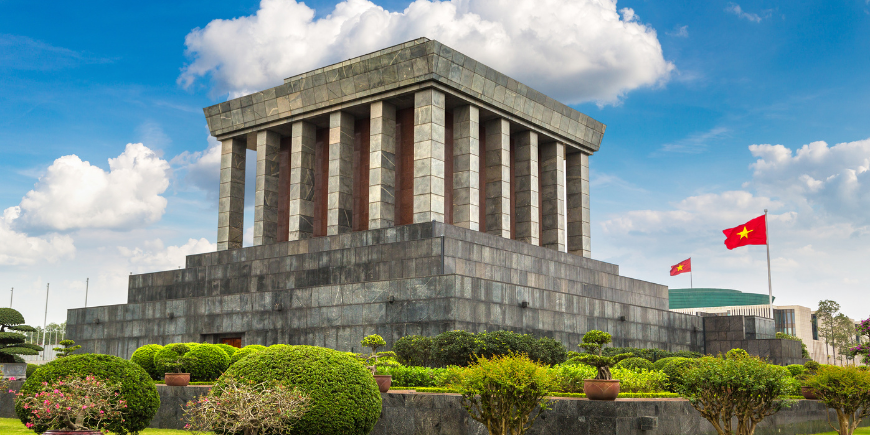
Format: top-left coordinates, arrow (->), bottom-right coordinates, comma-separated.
669,288 -> 773,310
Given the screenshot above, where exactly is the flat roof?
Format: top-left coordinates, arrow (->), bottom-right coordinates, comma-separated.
669,288 -> 774,309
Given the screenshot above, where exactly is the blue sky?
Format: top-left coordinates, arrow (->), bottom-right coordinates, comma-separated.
1,0 -> 869,326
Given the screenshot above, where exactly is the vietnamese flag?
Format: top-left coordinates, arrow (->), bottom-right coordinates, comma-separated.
723,215 -> 767,250
670,258 -> 691,276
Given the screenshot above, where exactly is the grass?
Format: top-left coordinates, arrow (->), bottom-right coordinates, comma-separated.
812,428 -> 870,435
0,418 -> 194,434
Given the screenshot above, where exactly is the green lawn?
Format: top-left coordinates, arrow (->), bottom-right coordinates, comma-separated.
0,418 -> 194,434
812,428 -> 870,435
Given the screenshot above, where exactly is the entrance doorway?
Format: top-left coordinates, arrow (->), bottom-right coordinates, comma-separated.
221,337 -> 242,348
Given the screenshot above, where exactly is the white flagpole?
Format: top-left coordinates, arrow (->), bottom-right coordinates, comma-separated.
764,209 -> 773,319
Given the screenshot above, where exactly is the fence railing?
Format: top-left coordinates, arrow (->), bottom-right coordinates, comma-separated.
22,329 -> 66,363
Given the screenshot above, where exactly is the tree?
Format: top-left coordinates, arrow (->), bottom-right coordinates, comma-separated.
805,365 -> 870,435
573,330 -> 633,380
53,340 -> 81,358
0,308 -> 43,363
817,300 -> 841,364
832,314 -> 857,366
447,354 -> 556,435
678,354 -> 797,435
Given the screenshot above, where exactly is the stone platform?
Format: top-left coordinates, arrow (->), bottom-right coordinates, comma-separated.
66,222 -> 703,358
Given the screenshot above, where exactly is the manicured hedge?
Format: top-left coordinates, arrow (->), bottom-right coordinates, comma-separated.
25,363 -> 39,378
187,343 -> 230,382
393,335 -> 433,367
131,344 -> 163,379
153,343 -> 191,377
215,343 -> 238,358
230,344 -> 267,364
617,357 -> 655,371
15,354 -> 160,435
219,345 -> 381,435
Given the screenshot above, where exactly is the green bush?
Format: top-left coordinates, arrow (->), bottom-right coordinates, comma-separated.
552,364 -> 596,393
131,344 -> 163,379
530,337 -> 568,366
617,357 -> 655,371
231,344 -> 267,365
659,357 -> 698,392
393,335 -> 433,367
153,343 -> 191,376
219,345 -> 381,435
726,348 -> 750,359
653,356 -> 684,371
15,354 -> 160,435
601,347 -> 702,361
187,343 -> 231,382
805,365 -> 870,434
377,365 -> 445,387
26,363 -> 39,378
477,330 -> 535,359
215,343 -> 238,358
786,364 -> 806,377
431,330 -> 480,367
611,367 -> 669,393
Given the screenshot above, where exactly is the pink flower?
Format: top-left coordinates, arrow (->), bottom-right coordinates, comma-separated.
9,377 -> 15,380
82,405 -> 88,409
25,423 -> 33,428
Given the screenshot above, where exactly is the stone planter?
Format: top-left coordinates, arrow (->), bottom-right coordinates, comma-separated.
44,431 -> 104,435
0,362 -> 26,380
801,386 -> 819,400
164,373 -> 190,387
374,375 -> 392,393
584,379 -> 620,401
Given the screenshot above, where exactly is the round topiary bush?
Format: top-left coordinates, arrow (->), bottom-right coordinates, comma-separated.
617,356 -> 655,371
786,364 -> 806,377
653,356 -> 684,371
432,330 -> 479,367
215,343 -> 238,358
187,343 -> 230,382
15,354 -> 159,435
131,344 -> 163,379
153,343 -> 191,376
659,357 -> 698,392
219,345 -> 381,435
231,344 -> 267,364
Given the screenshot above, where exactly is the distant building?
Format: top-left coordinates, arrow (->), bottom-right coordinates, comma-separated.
669,288 -> 850,365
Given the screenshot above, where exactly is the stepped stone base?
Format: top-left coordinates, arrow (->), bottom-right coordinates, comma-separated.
66,223 -> 704,358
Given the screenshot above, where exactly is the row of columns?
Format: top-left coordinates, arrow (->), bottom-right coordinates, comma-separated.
217,89 -> 591,257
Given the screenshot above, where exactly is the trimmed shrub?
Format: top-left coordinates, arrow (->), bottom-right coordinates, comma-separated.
431,330 -> 479,367
215,343 -> 238,358
187,343 -> 231,382
610,367 -> 668,393
786,364 -> 806,377
26,363 -> 39,378
393,335 -> 433,367
153,343 -> 191,376
15,354 -> 159,435
219,345 -> 381,435
131,344 -> 163,379
617,357 -> 655,372
477,330 -> 535,359
552,364 -> 596,393
653,356 -> 684,371
377,365 -> 446,388
726,348 -> 750,359
530,337 -> 568,366
602,347 -> 702,362
231,344 -> 267,365
659,358 -> 698,392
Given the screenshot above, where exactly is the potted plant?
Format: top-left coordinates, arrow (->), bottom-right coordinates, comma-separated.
360,334 -> 391,393
16,374 -> 128,435
572,330 -> 632,400
158,354 -> 197,386
0,308 -> 43,380
800,360 -> 821,399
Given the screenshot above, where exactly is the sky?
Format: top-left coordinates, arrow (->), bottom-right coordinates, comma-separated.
1,0 -> 869,327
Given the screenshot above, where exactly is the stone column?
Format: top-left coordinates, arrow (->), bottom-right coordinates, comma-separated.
218,137 -> 246,251
253,130 -> 281,246
452,105 -> 480,231
288,121 -> 316,240
485,118 -> 510,238
413,89 -> 446,223
540,142 -> 566,251
369,101 -> 397,229
328,111 -> 355,235
567,151 -> 591,257
513,131 -> 539,245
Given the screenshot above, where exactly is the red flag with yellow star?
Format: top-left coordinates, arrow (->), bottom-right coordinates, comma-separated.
723,215 -> 767,250
670,258 -> 691,276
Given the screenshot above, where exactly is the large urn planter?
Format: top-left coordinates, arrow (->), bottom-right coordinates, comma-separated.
0,362 -> 27,380
584,379 -> 621,401
374,375 -> 392,393
44,431 -> 104,435
164,373 -> 191,387
800,386 -> 819,400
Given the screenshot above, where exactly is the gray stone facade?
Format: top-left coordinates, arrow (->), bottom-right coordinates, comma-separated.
703,315 -> 806,365
66,223 -> 703,359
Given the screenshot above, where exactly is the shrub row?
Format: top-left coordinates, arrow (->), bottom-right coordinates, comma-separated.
131,342 -> 269,381
393,330 -> 568,367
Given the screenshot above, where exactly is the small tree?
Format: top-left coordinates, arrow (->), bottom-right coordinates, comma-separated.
157,354 -> 197,374
0,308 -> 43,363
804,365 -> 870,435
678,355 -> 796,435
361,334 -> 387,375
16,375 -> 128,432
848,318 -> 870,365
447,353 -> 556,435
184,376 -> 309,435
53,339 -> 82,358
833,314 -> 858,365
817,300 -> 841,363
573,330 -> 632,380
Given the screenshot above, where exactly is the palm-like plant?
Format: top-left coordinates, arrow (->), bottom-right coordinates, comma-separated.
0,308 -> 43,363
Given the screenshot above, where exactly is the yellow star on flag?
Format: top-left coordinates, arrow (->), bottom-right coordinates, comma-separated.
737,226 -> 753,239
676,265 -> 683,271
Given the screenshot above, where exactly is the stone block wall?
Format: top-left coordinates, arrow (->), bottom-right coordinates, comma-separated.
703,315 -> 805,365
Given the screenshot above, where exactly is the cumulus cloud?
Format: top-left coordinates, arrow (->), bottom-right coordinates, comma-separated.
12,143 -> 171,232
0,207 -> 75,266
171,134 -> 221,198
179,0 -> 674,104
119,238 -> 216,273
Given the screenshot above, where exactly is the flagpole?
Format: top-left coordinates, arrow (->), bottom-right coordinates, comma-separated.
690,270 -> 693,289
764,209 -> 773,319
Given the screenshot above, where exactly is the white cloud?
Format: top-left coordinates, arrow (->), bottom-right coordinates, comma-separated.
725,3 -> 763,22
171,133 -> 221,199
179,0 -> 674,104
12,143 -> 171,232
658,126 -> 730,154
667,25 -> 688,38
119,238 -> 216,273
0,207 -> 75,266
